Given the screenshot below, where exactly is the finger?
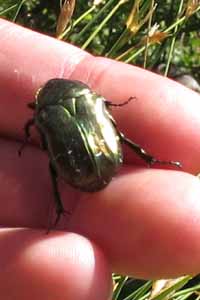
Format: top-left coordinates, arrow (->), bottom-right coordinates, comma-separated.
68,167 -> 200,279
0,228 -> 112,300
0,138 -> 81,228
1,139 -> 200,279
0,19 -> 200,173
0,19 -> 89,139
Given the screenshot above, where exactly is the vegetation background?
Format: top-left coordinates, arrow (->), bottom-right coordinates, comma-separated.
0,1 -> 200,299
0,0 -> 199,81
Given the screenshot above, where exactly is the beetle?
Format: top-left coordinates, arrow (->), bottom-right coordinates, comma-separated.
19,78 -> 181,226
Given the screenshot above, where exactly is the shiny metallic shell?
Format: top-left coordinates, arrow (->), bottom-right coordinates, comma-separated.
35,79 -> 123,192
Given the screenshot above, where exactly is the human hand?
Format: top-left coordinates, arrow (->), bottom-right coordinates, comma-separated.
1,18 -> 200,299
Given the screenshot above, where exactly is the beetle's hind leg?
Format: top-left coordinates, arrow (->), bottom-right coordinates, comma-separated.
120,133 -> 182,168
48,161 -> 68,231
18,118 -> 35,156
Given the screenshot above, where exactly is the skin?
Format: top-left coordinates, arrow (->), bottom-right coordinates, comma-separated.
0,18 -> 200,299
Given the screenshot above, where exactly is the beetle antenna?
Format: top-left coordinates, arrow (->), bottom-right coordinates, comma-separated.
105,96 -> 136,107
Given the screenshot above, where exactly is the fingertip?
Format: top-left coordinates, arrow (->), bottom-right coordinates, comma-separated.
0,228 -> 112,300
69,167 -> 200,278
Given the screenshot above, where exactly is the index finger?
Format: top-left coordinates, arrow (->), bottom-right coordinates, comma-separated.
0,19 -> 200,173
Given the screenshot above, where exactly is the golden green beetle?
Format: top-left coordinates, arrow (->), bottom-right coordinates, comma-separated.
20,78 -> 181,226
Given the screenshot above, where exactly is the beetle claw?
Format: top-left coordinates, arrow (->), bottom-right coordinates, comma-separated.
54,209 -> 71,227
46,209 -> 71,233
149,158 -> 182,169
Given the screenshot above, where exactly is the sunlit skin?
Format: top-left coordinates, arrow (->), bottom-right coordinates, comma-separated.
1,18 -> 200,300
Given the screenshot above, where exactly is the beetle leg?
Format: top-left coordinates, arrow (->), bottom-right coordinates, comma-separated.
40,134 -> 47,150
18,118 -> 35,156
38,129 -> 48,151
105,96 -> 135,107
49,161 -> 66,228
120,133 -> 182,168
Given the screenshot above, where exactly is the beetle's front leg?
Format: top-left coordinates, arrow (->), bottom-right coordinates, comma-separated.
49,161 -> 66,229
38,129 -> 48,151
105,96 -> 135,107
120,133 -> 182,168
18,118 -> 35,156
